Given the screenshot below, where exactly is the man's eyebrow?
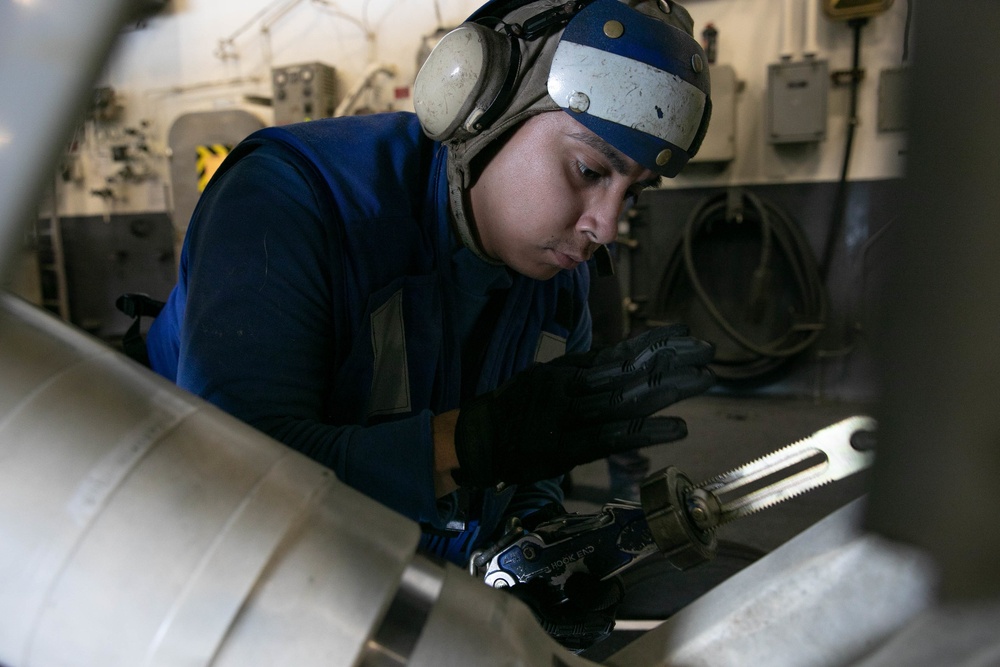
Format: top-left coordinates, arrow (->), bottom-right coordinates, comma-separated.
569,131 -> 662,189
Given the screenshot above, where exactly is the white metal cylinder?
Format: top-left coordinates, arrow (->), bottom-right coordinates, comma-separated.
0,294 -> 421,666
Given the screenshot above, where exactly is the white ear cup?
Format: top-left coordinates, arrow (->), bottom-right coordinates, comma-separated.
413,23 -> 513,141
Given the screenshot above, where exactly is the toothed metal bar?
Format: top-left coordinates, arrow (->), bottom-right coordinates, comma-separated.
698,416 -> 877,525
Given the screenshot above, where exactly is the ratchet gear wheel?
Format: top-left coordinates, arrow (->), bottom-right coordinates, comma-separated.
640,466 -> 717,569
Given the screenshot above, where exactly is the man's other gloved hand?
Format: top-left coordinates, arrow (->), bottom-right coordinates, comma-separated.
509,572 -> 625,653
453,324 -> 714,488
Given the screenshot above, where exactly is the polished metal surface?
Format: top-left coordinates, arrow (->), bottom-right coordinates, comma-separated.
0,292 -> 420,665
360,555 -> 445,667
605,500 -> 937,667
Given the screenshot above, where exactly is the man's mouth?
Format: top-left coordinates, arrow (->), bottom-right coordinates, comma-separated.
551,249 -> 587,270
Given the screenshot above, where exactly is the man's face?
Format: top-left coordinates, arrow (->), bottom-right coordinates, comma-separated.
468,111 -> 660,280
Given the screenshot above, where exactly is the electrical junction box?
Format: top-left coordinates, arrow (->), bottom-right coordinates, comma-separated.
272,62 -> 338,125
688,64 -> 737,164
767,59 -> 829,144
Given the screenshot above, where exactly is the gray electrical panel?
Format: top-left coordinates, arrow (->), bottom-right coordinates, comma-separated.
272,62 -> 338,125
689,64 -> 737,164
767,59 -> 829,144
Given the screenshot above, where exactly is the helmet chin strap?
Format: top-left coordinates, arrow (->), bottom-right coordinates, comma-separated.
446,150 -> 504,266
447,145 -> 615,278
445,97 -> 554,265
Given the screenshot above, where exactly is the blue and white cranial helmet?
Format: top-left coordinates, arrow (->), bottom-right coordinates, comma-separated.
419,0 -> 712,183
547,0 -> 711,177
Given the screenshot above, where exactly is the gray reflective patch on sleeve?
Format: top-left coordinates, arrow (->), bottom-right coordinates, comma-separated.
534,332 -> 567,364
369,289 -> 412,418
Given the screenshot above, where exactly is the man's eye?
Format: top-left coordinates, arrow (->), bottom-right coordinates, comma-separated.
577,162 -> 602,181
624,187 -> 643,208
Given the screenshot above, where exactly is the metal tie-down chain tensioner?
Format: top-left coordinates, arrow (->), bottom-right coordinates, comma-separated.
471,416 -> 877,596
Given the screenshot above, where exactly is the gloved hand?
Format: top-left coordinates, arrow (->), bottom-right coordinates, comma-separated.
453,324 -> 714,488
509,572 -> 625,653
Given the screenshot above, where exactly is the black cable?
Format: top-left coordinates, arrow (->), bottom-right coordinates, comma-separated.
819,17 -> 867,281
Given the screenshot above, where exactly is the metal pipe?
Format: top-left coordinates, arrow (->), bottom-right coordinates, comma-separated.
803,0 -> 820,59
780,0 -> 797,61
0,293 -> 421,665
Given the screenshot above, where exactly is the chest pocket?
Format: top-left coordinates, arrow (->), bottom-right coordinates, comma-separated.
362,275 -> 447,424
369,289 -> 411,418
534,331 -> 567,363
531,284 -> 574,363
327,275 -> 447,425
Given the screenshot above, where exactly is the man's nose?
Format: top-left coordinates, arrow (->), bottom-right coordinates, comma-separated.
581,197 -> 622,245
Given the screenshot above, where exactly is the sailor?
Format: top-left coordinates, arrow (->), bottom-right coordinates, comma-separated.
145,0 -> 715,647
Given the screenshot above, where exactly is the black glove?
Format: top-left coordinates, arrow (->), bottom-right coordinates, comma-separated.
453,324 -> 714,488
510,572 -> 625,653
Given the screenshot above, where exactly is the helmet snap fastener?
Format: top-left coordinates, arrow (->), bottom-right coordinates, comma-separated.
656,148 -> 673,166
691,53 -> 704,73
603,20 -> 624,39
657,0 -> 672,14
568,91 -> 591,113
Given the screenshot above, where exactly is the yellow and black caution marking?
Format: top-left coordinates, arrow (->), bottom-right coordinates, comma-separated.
196,144 -> 231,192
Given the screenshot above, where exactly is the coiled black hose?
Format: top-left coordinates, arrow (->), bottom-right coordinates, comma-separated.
654,189 -> 829,382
